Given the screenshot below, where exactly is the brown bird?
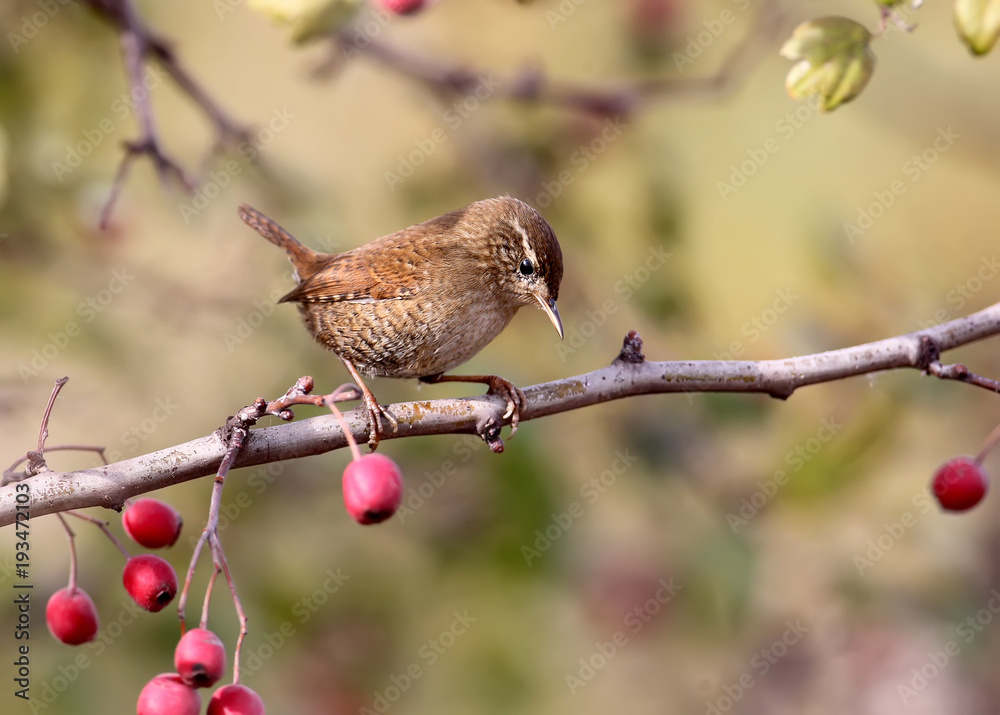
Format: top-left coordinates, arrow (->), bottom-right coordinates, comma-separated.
238,197 -> 564,448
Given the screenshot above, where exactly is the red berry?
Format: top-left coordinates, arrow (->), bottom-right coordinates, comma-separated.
46,587 -> 99,645
342,453 -> 403,525
124,498 -> 183,549
208,683 -> 266,715
379,0 -> 432,15
123,554 -> 178,612
932,457 -> 989,512
175,628 -> 227,688
631,0 -> 681,27
137,673 -> 201,715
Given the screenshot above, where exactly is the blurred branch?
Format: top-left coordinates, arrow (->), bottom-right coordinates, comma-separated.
334,1 -> 788,116
75,0 -> 786,226
79,0 -> 252,228
3,300 -> 1000,527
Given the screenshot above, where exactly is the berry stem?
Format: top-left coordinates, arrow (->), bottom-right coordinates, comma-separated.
178,528 -> 209,634
926,360 -> 1000,397
55,514 -> 79,592
324,395 -> 362,462
209,531 -> 248,684
200,566 -> 221,630
180,395 -> 258,670
179,465 -> 229,633
975,418 -> 1000,465
66,510 -> 132,559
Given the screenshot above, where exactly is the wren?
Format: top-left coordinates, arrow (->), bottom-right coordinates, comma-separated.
238,197 -> 564,448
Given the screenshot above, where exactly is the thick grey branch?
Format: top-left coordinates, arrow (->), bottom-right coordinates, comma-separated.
3,301 -> 1000,527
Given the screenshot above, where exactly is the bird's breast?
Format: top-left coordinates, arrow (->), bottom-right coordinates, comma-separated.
299,295 -> 517,379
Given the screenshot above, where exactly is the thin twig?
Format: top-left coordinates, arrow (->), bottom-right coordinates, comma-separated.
5,445 -> 109,483
200,567 -> 221,631
178,529 -> 209,635
79,0 -> 250,228
65,511 -> 132,559
263,376 -> 360,421
336,1 -> 788,116
178,392 -> 271,663
81,0 -> 783,226
185,400 -> 258,677
55,514 -> 78,591
98,0 -> 198,228
324,394 -> 363,462
34,445 -> 107,461
145,38 -> 250,144
975,419 -> 1000,466
11,377 -> 70,481
35,377 -> 68,453
212,531 -> 248,685
926,360 -> 1000,395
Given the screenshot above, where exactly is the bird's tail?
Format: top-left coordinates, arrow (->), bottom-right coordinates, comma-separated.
238,204 -> 326,277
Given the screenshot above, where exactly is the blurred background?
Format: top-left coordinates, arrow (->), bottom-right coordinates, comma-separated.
3,0 -> 1000,712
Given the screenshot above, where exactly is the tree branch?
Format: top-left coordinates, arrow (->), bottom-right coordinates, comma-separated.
79,0 -> 251,228
78,0 -> 786,226
3,301 -> 1000,527
334,1 -> 788,116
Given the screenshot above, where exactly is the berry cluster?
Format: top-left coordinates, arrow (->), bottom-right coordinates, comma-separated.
44,393 -> 404,713
136,629 -> 264,714
42,499 -> 262,711
46,499 -> 182,647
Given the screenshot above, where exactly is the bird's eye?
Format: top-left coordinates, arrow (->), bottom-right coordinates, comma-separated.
519,259 -> 535,276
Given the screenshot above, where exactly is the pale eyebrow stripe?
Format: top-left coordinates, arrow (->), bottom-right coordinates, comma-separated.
512,216 -> 537,266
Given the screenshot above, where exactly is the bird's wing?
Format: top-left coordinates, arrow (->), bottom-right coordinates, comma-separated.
279,208 -> 473,304
280,238 -> 434,304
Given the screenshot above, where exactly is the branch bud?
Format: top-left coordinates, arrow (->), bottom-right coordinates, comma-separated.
780,17 -> 875,111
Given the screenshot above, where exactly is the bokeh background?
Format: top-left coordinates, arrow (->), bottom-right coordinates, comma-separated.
3,0 -> 1000,712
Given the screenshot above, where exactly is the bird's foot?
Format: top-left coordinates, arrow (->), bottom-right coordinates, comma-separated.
481,375 -> 526,437
360,389 -> 398,451
419,372 -> 527,444
340,359 -> 397,450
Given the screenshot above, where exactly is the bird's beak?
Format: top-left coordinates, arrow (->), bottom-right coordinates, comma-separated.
534,293 -> 564,340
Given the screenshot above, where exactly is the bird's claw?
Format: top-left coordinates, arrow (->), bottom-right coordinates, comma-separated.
362,392 -> 397,450
484,376 -> 526,438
